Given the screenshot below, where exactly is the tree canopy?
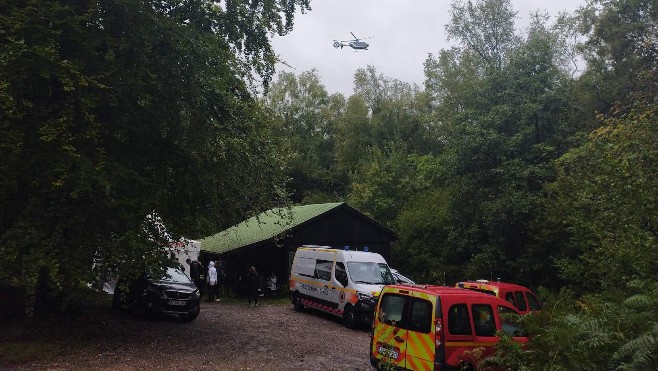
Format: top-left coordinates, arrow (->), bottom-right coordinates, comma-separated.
0,0 -> 309,310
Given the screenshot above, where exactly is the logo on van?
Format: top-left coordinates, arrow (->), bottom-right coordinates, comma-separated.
339,291 -> 345,303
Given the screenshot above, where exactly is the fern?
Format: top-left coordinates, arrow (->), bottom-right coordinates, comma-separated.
623,293 -> 654,309
613,322 -> 658,371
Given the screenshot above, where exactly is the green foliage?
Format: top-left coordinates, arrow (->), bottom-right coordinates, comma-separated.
261,69 -> 346,203
578,0 -> 658,112
445,0 -> 519,73
0,0 -> 304,313
497,281 -> 658,371
392,186 -> 454,284
542,103 -> 658,293
423,0 -> 576,282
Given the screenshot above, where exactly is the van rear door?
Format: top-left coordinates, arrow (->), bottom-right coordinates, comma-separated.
372,290 -> 437,370
402,294 -> 436,370
372,293 -> 408,369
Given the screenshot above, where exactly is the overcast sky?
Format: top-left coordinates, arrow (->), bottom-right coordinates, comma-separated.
271,0 -> 587,96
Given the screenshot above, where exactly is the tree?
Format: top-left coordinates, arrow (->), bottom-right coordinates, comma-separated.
445,0 -> 519,73
423,1 -> 576,281
577,0 -> 658,115
0,0 -> 308,312
541,103 -> 658,294
261,70 -> 347,203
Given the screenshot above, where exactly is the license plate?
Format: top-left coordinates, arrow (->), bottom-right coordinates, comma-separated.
168,300 -> 186,306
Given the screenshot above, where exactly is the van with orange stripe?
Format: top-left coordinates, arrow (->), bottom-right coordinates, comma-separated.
370,285 -> 529,370
289,245 -> 396,328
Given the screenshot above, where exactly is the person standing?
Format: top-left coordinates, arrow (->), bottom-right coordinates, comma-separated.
267,272 -> 278,297
207,261 -> 219,302
246,266 -> 260,307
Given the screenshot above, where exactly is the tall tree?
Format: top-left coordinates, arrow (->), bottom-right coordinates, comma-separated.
0,0 -> 308,311
424,1 -> 576,281
445,0 -> 519,73
578,0 -> 658,112
262,70 -> 346,202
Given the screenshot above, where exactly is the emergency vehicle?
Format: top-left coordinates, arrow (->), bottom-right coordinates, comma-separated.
289,245 -> 396,328
370,285 -> 529,370
455,279 -> 541,315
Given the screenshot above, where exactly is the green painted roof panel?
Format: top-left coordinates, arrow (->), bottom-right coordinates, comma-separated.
200,203 -> 344,254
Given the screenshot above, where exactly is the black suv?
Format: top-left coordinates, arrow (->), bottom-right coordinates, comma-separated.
113,267 -> 201,322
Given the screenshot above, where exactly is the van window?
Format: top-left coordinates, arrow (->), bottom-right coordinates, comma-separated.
472,304 -> 496,337
408,299 -> 432,333
347,262 -> 395,285
335,262 -> 348,287
527,292 -> 541,311
498,305 -> 526,336
448,304 -> 472,336
294,257 -> 316,277
514,292 -> 528,312
379,294 -> 406,327
505,292 -> 516,306
314,260 -> 333,281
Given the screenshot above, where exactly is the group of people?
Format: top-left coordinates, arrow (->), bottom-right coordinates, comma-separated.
183,258 -> 226,302
179,257 -> 278,306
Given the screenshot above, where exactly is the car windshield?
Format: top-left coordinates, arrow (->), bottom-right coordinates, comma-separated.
158,267 -> 192,284
346,262 -> 395,285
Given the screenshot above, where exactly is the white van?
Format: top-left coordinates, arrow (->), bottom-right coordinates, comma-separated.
289,245 -> 396,328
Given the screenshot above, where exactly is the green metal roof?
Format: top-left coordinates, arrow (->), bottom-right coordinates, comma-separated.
200,202 -> 344,254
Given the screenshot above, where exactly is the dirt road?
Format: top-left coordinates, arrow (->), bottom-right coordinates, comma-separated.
5,300 -> 374,371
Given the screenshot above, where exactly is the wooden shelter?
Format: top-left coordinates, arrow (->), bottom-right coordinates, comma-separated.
199,202 -> 396,295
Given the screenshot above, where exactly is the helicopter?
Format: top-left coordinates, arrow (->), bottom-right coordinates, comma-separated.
333,32 -> 373,50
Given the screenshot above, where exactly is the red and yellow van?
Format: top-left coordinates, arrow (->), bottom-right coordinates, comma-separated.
455,280 -> 541,315
370,285 -> 529,370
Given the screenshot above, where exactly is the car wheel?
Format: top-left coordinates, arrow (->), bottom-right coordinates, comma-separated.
343,305 -> 357,329
292,292 -> 304,311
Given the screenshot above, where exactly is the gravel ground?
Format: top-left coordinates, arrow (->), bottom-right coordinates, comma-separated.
3,300 -> 374,371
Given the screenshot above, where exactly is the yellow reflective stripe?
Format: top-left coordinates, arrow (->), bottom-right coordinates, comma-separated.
406,333 -> 434,371
291,277 -> 358,294
373,323 -> 396,343
473,341 -> 498,347
406,331 -> 435,364
406,355 -> 433,371
445,341 -> 474,347
444,340 -> 497,347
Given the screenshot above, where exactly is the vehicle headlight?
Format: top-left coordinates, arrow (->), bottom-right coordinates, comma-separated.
357,291 -> 374,301
192,289 -> 200,299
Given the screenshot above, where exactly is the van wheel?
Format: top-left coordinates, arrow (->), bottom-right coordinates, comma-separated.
292,293 -> 305,311
343,305 -> 357,329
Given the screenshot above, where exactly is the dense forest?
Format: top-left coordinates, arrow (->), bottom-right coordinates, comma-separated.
1,0 -> 656,369
262,1 -> 658,368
